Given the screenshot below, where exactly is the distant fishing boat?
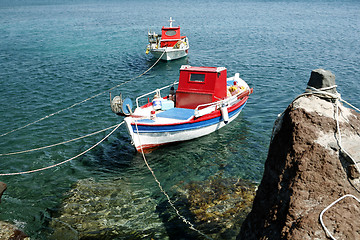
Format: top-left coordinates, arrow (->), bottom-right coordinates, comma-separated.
110,65 -> 252,152
146,17 -> 189,61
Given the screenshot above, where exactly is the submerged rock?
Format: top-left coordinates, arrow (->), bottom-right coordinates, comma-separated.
238,69 -> 360,239
173,176 -> 257,240
50,177 -> 168,239
0,183 -> 30,239
0,221 -> 29,240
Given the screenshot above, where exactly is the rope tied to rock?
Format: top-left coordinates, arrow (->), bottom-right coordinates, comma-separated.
302,85 -> 360,239
283,84 -> 360,175
272,81 -> 360,239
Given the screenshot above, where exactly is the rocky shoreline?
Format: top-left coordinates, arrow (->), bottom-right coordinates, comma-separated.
238,69 -> 360,239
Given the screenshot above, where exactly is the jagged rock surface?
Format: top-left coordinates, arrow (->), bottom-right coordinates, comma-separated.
238,95 -> 360,240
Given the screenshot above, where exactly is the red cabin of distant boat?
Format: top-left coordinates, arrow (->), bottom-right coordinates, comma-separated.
176,65 -> 227,109
160,26 -> 184,48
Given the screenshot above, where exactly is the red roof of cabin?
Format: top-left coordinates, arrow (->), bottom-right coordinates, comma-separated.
179,66 -> 225,73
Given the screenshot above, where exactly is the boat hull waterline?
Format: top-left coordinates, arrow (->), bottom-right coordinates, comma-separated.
125,101 -> 246,151
150,48 -> 188,61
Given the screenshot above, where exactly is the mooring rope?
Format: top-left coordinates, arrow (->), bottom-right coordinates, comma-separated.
133,120 -> 213,240
0,52 -> 165,138
276,85 -> 360,174
294,85 -> 360,239
0,121 -> 124,176
272,85 -> 360,239
0,123 -> 119,157
304,85 -> 360,174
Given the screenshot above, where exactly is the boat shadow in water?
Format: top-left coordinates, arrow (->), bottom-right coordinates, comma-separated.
82,133 -> 140,172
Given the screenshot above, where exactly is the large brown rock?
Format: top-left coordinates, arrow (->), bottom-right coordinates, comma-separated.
238,94 -> 360,240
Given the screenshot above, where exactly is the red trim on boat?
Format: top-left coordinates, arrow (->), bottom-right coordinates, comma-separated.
131,95 -> 249,127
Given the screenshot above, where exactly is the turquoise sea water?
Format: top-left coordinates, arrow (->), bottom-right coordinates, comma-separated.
0,0 -> 359,238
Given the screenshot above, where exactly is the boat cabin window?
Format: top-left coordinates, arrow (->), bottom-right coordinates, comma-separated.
165,30 -> 177,36
189,74 -> 205,82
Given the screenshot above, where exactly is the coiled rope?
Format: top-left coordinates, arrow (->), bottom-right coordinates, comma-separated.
133,120 -> 213,240
0,121 -> 124,176
0,51 -> 165,138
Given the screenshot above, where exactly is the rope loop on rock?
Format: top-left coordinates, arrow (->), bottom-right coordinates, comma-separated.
319,194 -> 360,240
283,85 -> 360,174
305,85 -> 339,99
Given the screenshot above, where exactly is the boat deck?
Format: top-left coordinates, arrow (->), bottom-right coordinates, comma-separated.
156,108 -> 194,120
134,107 -> 194,125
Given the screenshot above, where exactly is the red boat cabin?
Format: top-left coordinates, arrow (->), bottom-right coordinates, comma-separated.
160,26 -> 185,48
176,66 -> 227,109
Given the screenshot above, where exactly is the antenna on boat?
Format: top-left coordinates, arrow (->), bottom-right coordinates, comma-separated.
168,17 -> 175,28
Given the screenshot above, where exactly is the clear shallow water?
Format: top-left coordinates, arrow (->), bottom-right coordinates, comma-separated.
0,0 -> 359,238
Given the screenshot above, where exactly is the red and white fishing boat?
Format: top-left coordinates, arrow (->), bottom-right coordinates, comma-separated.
146,17 -> 189,61
111,65 -> 252,152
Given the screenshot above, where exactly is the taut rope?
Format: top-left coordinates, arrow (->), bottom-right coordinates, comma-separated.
0,51 -> 165,138
133,120 -> 213,240
0,121 -> 124,176
0,124 -> 119,156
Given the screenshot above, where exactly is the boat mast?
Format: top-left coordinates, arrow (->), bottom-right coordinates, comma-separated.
168,17 -> 175,28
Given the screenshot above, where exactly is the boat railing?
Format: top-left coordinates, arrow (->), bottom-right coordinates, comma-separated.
160,38 -> 183,42
135,82 -> 179,108
194,88 -> 250,118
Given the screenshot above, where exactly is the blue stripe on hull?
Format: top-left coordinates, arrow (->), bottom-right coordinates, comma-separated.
132,101 -> 247,133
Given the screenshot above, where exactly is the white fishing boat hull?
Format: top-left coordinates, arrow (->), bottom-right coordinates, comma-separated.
149,47 -> 189,61
125,107 -> 243,152
124,98 -> 248,152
